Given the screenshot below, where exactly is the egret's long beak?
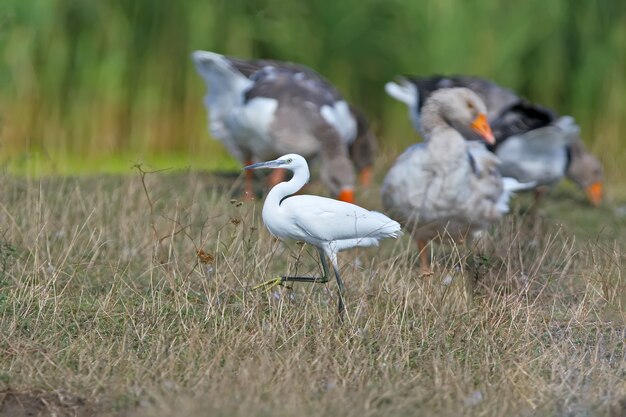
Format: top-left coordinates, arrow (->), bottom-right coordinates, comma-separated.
338,188 -> 355,204
470,113 -> 495,145
585,181 -> 603,207
244,160 -> 285,170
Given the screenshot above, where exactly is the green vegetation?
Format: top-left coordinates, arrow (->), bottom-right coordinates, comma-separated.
1,0 -> 625,182
0,170 -> 625,416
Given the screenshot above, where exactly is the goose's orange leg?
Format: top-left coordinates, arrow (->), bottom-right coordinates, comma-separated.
267,168 -> 286,189
417,239 -> 432,276
533,186 -> 549,207
244,159 -> 255,200
358,166 -> 373,187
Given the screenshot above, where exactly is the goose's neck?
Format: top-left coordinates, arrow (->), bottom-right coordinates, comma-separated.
423,114 -> 467,160
420,111 -> 448,140
264,166 -> 310,208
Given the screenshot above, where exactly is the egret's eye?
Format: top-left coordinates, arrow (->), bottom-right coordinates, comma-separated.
287,158 -> 293,163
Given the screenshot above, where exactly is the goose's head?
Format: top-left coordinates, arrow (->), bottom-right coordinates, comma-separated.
421,87 -> 495,145
566,142 -> 603,206
320,155 -> 356,204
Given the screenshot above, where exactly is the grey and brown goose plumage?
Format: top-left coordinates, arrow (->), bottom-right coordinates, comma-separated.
192,51 -> 376,202
385,75 -> 603,206
382,88 -> 533,273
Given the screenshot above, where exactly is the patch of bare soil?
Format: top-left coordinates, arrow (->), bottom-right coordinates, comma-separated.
0,389 -> 95,417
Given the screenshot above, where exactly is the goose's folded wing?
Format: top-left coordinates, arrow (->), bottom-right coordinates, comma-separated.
227,57 -> 344,101
491,101 -> 557,142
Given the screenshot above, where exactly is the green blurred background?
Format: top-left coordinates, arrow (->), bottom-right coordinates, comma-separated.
0,0 -> 625,183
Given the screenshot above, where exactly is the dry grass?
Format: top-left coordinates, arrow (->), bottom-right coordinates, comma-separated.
0,170 -> 625,417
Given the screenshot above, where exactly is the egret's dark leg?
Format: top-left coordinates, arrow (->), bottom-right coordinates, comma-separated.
332,263 -> 346,320
252,249 -> 345,321
251,248 -> 330,290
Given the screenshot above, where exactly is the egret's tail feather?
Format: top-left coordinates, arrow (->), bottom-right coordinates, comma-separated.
370,211 -> 403,238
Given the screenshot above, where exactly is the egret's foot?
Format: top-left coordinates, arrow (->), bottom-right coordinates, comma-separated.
253,274 -> 329,292
252,277 -> 286,291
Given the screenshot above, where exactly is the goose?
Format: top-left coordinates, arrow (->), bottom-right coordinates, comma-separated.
192,51 -> 377,202
246,154 -> 401,319
382,88 -> 532,273
225,56 -> 377,185
385,75 -> 603,206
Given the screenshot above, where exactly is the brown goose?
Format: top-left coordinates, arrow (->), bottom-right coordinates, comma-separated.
192,51 -> 376,202
382,88 -> 533,273
385,75 -> 603,206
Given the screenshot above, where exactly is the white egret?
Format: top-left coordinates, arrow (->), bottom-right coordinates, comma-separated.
385,75 -> 603,206
192,50 -> 377,202
245,154 -> 401,318
382,88 -> 534,273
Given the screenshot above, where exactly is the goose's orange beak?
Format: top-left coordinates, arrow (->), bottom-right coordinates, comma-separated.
585,182 -> 603,207
358,166 -> 373,187
470,113 -> 495,145
338,188 -> 355,204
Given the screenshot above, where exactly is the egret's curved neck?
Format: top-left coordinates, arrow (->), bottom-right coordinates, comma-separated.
265,166 -> 310,207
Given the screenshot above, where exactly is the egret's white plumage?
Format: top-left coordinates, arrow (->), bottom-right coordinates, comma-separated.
246,153 -> 401,317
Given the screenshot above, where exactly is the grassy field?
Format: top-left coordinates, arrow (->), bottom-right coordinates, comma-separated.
1,1 -> 625,415
1,163 -> 625,416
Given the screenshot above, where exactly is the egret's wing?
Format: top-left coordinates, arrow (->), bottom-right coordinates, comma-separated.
282,195 -> 401,242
